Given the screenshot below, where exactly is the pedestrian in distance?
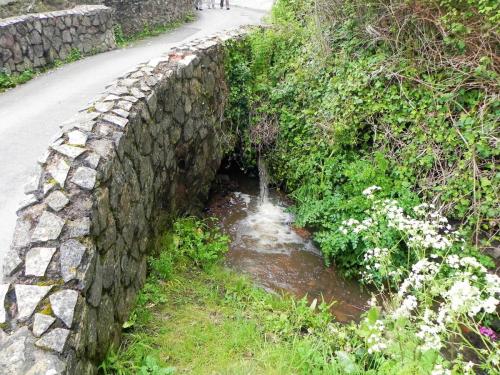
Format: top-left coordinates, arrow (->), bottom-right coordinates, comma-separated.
220,0 -> 229,10
195,0 -> 203,10
207,0 -> 216,9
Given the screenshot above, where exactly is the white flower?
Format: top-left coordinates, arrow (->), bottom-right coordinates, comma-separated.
464,361 -> 474,373
481,296 -> 499,314
442,280 -> 481,315
485,273 -> 500,294
392,295 -> 418,318
431,364 -> 451,375
362,185 -> 381,198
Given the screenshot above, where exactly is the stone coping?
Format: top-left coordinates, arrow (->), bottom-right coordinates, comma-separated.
0,27 -> 250,374
0,5 -> 110,26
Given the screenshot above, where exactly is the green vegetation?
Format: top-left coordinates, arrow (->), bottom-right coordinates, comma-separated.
0,47 -> 82,92
100,217 -> 343,374
113,14 -> 195,47
220,0 -> 499,372
100,264 -> 342,374
101,0 -> 499,373
102,214 -> 499,374
0,69 -> 35,91
225,0 -> 499,272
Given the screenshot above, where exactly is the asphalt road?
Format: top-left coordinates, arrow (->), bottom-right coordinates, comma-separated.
0,0 -> 273,278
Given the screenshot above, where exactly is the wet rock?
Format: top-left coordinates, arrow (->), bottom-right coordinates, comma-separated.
35,328 -> 70,353
50,289 -> 78,328
46,190 -> 70,212
87,257 -> 102,307
71,167 -> 97,190
32,313 -> 55,337
15,284 -> 52,320
25,247 -> 56,277
0,284 -> 9,323
60,239 -> 86,282
31,211 -> 65,242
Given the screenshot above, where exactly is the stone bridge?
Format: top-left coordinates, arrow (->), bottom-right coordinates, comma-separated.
0,1 -> 272,373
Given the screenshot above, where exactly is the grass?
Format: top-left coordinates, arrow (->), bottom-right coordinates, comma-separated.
0,13 -> 196,92
100,266 -> 343,375
113,14 -> 196,48
0,47 -> 82,93
97,219 -> 353,374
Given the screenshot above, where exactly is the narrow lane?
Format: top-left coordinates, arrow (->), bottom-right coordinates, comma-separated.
0,0 -> 273,276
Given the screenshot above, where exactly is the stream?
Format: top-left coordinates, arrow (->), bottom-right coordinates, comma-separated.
207,160 -> 370,322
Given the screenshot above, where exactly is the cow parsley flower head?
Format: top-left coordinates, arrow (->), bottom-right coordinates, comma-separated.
362,185 -> 381,199
392,295 -> 417,318
431,364 -> 451,375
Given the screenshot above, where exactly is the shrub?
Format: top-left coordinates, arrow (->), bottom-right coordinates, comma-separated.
171,217 -> 229,269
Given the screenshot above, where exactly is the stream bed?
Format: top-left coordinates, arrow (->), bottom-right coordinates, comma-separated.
207,167 -> 370,322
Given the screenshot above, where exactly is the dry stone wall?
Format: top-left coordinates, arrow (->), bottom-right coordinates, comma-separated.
0,5 -> 115,74
105,0 -> 195,36
1,0 -> 195,37
0,29 -> 247,374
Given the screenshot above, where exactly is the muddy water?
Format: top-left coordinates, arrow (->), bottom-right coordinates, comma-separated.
207,171 -> 370,322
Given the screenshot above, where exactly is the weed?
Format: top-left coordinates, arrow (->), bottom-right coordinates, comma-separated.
113,14 -> 195,48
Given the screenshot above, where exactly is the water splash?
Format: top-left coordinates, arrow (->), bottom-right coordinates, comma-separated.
209,176 -> 370,322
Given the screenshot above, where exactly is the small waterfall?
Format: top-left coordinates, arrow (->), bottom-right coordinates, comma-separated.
258,156 -> 269,204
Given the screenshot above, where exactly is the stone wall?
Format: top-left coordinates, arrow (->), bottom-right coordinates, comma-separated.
1,0 -> 196,37
0,29 -> 246,374
105,0 -> 195,36
0,0 -> 95,20
0,5 -> 115,74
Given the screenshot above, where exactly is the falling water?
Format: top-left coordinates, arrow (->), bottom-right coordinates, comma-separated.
207,167 -> 370,322
258,156 -> 269,204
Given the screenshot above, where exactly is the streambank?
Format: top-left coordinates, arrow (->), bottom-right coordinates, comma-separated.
206,163 -> 370,322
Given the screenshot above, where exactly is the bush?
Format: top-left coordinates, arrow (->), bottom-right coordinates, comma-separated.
225,0 -> 499,267
171,217 -> 229,269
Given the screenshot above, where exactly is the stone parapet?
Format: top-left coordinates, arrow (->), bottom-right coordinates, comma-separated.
0,28 -> 248,374
105,0 -> 195,36
0,5 -> 116,75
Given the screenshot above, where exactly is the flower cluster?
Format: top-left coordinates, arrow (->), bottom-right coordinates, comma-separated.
362,185 -> 381,199
360,247 -> 390,284
374,199 -> 454,251
431,364 -> 451,375
339,217 -> 373,234
480,326 -> 498,341
364,319 -> 388,354
390,253 -> 500,354
338,188 -> 499,372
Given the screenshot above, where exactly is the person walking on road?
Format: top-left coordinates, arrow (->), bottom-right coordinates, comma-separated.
195,0 -> 203,10
207,0 -> 216,8
220,0 -> 229,10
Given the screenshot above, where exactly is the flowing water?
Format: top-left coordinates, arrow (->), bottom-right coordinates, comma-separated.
207,160 -> 370,322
